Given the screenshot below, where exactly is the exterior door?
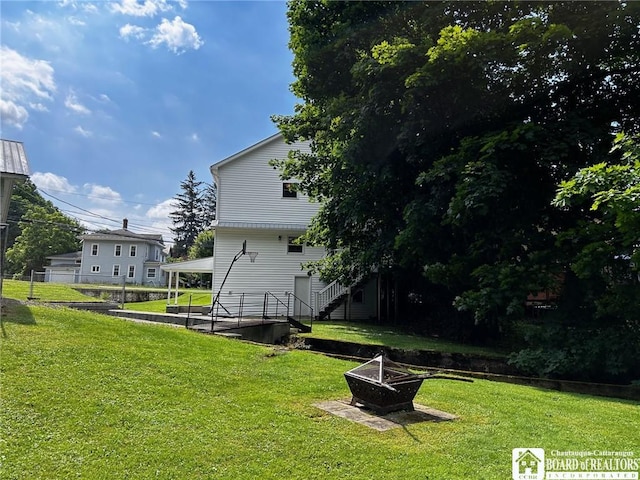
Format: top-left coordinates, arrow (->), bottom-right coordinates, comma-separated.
293,275 -> 311,317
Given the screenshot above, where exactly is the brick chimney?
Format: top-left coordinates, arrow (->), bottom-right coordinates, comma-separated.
123,218 -> 128,230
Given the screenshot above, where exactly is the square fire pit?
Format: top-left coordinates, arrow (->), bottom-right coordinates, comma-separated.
344,354 -> 428,415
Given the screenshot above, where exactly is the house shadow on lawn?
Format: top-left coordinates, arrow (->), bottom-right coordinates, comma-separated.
314,399 -> 457,432
1,299 -> 36,336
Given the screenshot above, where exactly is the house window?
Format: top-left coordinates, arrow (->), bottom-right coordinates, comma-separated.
283,182 -> 298,198
91,265 -> 100,273
91,244 -> 99,256
113,265 -> 120,277
147,268 -> 156,278
128,265 -> 135,279
287,236 -> 303,254
129,245 -> 137,257
115,245 -> 122,257
155,249 -> 159,261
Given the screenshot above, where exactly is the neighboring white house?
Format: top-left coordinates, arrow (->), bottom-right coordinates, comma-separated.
44,251 -> 82,284
78,219 -> 167,286
209,133 -> 377,320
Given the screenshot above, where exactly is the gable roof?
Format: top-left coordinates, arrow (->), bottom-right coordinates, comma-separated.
0,139 -> 31,178
210,132 -> 283,173
81,228 -> 164,244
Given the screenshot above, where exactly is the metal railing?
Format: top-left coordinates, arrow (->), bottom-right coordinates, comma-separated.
286,291 -> 314,332
263,291 -> 289,320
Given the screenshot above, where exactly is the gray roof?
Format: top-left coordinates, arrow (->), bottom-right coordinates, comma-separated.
47,251 -> 82,260
81,228 -> 164,244
0,139 -> 31,177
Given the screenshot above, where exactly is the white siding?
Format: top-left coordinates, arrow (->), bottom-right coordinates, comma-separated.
214,136 -> 319,225
209,133 -> 377,321
212,228 -> 327,315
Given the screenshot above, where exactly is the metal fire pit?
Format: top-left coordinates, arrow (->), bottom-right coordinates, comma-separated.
344,354 -> 471,415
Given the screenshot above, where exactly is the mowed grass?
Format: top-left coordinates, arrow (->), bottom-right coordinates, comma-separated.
1,303 -> 638,479
1,279 -> 98,302
124,291 -> 212,313
306,320 -> 504,357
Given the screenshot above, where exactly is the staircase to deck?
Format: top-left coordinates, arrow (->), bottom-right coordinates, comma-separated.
315,279 -> 353,320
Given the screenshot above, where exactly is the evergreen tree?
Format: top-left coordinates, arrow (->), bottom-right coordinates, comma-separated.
169,170 -> 204,258
201,182 -> 217,229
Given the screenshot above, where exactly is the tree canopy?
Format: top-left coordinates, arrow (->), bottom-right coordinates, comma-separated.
274,0 -> 640,360
6,204 -> 83,276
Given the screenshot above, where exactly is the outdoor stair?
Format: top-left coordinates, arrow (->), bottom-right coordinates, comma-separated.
263,314 -> 312,333
287,316 -> 312,333
316,276 -> 366,320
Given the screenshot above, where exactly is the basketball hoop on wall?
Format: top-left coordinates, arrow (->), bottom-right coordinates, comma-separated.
247,252 -> 258,263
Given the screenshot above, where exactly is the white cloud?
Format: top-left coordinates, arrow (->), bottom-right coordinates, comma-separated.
189,132 -> 199,142
67,16 -> 86,26
29,102 -> 49,112
83,183 -> 123,205
151,131 -> 162,138
146,198 -> 175,219
0,99 -> 29,128
82,4 -> 99,14
65,90 -> 90,114
98,93 -> 112,103
74,125 -> 92,137
147,16 -> 203,54
31,172 -> 78,194
110,0 -> 173,17
119,23 -> 146,41
0,46 -> 56,128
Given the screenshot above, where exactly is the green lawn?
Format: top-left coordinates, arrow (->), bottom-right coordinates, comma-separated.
1,279 -> 99,302
306,320 -> 504,357
1,302 -> 638,479
124,291 -> 212,312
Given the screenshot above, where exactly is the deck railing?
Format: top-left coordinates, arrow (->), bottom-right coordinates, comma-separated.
315,280 -> 348,317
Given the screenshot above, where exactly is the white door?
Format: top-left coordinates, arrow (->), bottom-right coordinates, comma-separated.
293,276 -> 311,317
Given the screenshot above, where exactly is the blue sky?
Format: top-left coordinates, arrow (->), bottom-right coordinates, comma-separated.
1,0 -> 298,245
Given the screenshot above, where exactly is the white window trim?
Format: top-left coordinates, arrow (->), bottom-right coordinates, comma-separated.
114,244 -> 122,257
129,245 -> 137,257
146,267 -> 156,278
112,265 -> 120,277
127,265 -> 136,279
91,265 -> 100,273
287,236 -> 304,254
91,244 -> 99,256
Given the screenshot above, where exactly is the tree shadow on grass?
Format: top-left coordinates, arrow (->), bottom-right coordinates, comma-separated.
1,299 -> 36,337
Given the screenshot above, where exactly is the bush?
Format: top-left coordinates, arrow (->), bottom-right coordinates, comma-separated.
508,322 -> 640,384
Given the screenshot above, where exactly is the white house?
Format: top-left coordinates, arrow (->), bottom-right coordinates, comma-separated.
209,133 -> 377,321
78,219 -> 167,286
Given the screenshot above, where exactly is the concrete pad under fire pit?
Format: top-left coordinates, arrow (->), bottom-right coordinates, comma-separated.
313,399 -> 458,431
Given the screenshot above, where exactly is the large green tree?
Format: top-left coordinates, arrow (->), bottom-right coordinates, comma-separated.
6,179 -> 51,251
6,204 -> 83,276
275,1 -> 640,342
169,171 -> 205,258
